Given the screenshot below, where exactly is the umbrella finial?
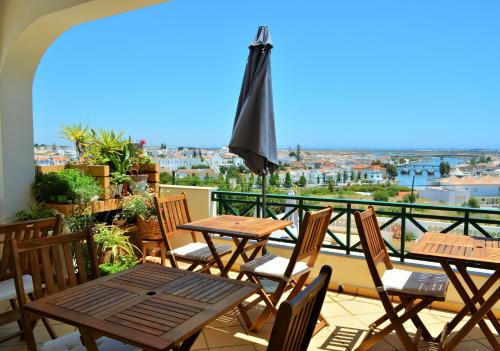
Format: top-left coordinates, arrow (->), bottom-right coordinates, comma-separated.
251,26 -> 273,47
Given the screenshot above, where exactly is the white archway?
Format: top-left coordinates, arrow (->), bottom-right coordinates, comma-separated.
0,0 -> 168,220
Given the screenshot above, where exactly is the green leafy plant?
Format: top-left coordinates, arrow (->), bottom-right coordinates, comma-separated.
32,169 -> 102,204
15,202 -> 57,222
58,169 -> 102,203
99,256 -> 138,276
93,224 -> 139,265
121,193 -> 157,222
65,213 -> 95,232
32,172 -> 71,202
110,172 -> 132,185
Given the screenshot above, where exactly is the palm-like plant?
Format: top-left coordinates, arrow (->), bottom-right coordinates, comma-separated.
83,129 -> 126,165
93,224 -> 138,264
60,123 -> 89,157
89,129 -> 126,156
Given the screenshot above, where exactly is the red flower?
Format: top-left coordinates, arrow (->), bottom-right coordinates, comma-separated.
139,139 -> 146,146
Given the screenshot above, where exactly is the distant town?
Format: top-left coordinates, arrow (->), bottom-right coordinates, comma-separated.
34,143 -> 500,208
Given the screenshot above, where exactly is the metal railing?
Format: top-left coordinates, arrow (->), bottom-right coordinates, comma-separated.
212,191 -> 500,263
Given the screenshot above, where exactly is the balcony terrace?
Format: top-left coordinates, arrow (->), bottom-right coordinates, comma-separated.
0,185 -> 496,350
0,271 -> 496,351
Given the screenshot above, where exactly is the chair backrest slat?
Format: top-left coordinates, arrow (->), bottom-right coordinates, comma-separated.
0,215 -> 63,278
285,207 -> 332,278
154,193 -> 197,250
267,265 -> 332,351
62,242 -> 78,287
354,206 -> 392,289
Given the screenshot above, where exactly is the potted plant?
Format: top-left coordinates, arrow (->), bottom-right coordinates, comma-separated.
15,202 -> 58,221
110,172 -> 132,198
93,224 -> 139,275
112,212 -> 127,227
121,192 -> 161,240
32,172 -> 70,203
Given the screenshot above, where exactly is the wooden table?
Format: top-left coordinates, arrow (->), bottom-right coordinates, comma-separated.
178,215 -> 292,277
409,233 -> 500,351
24,264 -> 258,351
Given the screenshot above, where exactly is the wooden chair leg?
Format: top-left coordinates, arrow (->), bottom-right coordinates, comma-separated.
8,299 -> 24,336
356,298 -> 431,351
160,242 -> 167,267
27,294 -> 57,340
141,242 -> 147,264
400,296 -> 433,342
21,312 -> 37,351
313,312 -> 329,335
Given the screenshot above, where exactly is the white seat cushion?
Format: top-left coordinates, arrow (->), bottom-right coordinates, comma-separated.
41,331 -> 140,351
0,275 -> 34,301
172,242 -> 231,262
382,268 -> 449,299
240,254 -> 310,279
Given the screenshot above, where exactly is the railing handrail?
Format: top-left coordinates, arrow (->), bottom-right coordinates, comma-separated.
212,190 -> 500,215
211,190 -> 500,265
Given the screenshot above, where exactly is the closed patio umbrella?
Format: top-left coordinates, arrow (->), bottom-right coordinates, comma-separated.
229,26 -> 278,218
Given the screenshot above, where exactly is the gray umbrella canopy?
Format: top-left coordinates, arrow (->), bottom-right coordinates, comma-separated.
229,26 -> 278,176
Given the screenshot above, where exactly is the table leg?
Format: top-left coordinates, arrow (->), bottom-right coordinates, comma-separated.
437,268 -> 500,339
444,286 -> 500,351
202,231 -> 226,273
235,238 -> 267,280
456,264 -> 500,334
178,330 -> 202,351
221,238 -> 249,277
78,328 -> 99,351
441,262 -> 499,350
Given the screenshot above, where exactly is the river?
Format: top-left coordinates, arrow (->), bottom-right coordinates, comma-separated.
396,157 -> 464,187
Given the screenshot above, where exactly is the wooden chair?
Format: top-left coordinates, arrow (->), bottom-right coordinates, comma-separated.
154,193 -> 232,273
239,206 -> 332,334
11,229 -> 140,351
0,215 -> 63,343
267,265 -> 332,351
354,206 -> 449,351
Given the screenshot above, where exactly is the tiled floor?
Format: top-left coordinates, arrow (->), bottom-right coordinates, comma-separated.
0,290 -> 498,351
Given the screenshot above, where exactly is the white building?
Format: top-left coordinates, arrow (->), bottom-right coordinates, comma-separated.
352,165 -> 386,183
418,176 -> 500,207
159,157 -> 202,170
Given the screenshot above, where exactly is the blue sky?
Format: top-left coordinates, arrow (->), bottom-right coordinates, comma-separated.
34,0 -> 500,149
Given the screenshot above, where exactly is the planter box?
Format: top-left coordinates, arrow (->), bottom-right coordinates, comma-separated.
140,163 -> 160,173
35,165 -> 65,174
68,164 -> 109,177
44,198 -> 123,216
146,173 -> 160,183
95,176 -> 110,189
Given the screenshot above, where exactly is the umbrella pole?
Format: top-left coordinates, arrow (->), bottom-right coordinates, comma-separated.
261,171 -> 268,256
261,173 -> 267,218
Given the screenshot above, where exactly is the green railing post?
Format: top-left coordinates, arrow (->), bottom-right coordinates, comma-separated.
298,199 -> 304,229
400,207 -> 406,262
346,203 -> 352,255
464,210 -> 470,236
217,194 -> 222,215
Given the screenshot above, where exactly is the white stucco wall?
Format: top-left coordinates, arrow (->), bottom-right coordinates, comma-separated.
0,0 -> 167,221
